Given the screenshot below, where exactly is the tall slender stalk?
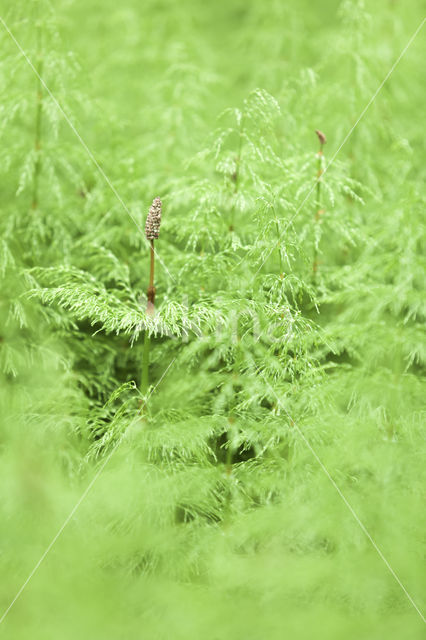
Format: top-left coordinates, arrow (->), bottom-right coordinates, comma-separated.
140,198 -> 162,409
32,18 -> 43,211
141,330 -> 151,398
313,129 -> 326,277
224,323 -> 242,500
229,112 -> 245,231
141,240 -> 155,394
274,208 -> 283,278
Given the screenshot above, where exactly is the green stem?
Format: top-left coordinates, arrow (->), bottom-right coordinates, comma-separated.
141,330 -> 150,397
313,144 -> 324,277
274,213 -> 283,277
229,113 -> 244,231
140,240 -> 156,412
223,419 -> 234,526
225,333 -> 241,477
32,20 -> 43,211
225,432 -> 233,472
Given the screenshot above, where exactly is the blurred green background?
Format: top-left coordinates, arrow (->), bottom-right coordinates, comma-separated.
0,0 -> 425,638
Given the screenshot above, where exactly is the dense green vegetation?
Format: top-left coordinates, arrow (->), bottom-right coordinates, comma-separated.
0,0 -> 425,637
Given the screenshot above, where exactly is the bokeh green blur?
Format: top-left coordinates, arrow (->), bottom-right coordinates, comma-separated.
0,0 -> 425,638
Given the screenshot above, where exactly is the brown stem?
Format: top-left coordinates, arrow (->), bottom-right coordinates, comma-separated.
147,239 -> 156,315
313,142 -> 325,277
140,240 -> 156,409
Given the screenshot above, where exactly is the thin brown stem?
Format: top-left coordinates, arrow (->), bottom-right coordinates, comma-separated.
149,240 -> 155,289
147,239 -> 156,315
140,198 -> 162,413
141,239 -> 156,410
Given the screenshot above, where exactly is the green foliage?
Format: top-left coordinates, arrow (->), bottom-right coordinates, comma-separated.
0,0 -> 425,638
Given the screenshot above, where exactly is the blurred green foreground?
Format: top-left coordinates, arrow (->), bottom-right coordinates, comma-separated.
0,0 -> 425,638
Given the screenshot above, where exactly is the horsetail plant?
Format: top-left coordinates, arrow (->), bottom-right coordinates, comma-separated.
140,197 -> 162,406
2,2 -> 424,634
